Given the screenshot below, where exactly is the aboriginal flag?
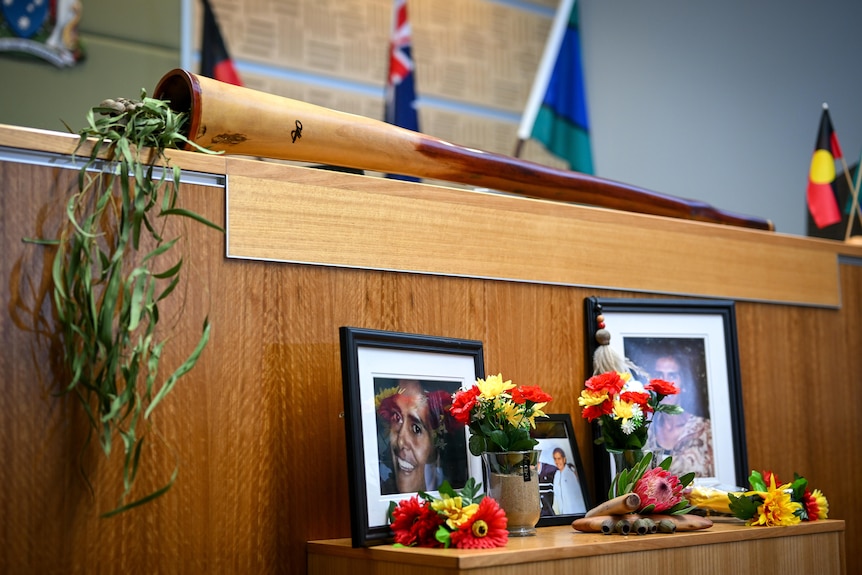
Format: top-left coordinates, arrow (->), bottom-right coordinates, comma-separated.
200,0 -> 242,86
806,107 -> 842,228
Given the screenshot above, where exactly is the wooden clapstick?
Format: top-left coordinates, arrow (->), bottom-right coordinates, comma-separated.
572,513 -> 713,533
154,68 -> 774,231
584,493 -> 641,518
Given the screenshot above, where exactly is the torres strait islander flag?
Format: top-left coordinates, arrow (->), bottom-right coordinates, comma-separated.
516,0 -> 593,174
200,0 -> 242,86
807,106 -> 842,228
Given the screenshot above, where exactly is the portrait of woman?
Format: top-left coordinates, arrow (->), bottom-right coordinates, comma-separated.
624,337 -> 715,478
374,378 -> 468,495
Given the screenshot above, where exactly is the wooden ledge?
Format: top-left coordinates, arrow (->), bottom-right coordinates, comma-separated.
307,520 -> 845,571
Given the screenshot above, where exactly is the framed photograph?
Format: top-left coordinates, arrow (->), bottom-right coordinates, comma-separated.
339,327 -> 485,547
532,414 -> 591,526
584,298 -> 748,498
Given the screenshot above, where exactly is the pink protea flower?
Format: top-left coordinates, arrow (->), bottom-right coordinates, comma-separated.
633,467 -> 684,513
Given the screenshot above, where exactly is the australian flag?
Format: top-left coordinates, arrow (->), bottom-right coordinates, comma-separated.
384,0 -> 419,181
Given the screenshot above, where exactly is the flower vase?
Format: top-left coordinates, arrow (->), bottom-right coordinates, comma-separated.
611,449 -> 655,476
481,450 -> 542,537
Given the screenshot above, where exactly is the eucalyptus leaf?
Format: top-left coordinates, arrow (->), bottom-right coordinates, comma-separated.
42,91 -> 223,515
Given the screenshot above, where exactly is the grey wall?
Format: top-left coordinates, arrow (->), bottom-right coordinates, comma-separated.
2,0 -> 860,237
580,0 -> 862,236
0,0 -> 180,133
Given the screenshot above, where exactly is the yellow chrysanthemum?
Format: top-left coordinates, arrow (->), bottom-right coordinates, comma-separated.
525,402 -> 548,428
499,400 -> 524,429
748,476 -> 802,527
431,496 -> 479,529
476,373 -> 516,400
812,489 -> 829,519
612,399 -> 637,420
578,390 -> 608,407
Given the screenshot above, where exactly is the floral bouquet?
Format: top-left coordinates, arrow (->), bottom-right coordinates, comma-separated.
578,371 -> 681,453
388,479 -> 509,549
727,470 -> 829,526
450,373 -> 552,457
610,451 -> 695,514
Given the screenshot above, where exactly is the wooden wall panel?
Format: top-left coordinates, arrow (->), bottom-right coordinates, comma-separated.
2,131 -> 860,574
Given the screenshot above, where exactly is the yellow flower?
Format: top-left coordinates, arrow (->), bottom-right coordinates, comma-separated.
525,402 -> 548,428
431,496 -> 479,529
578,389 -> 608,407
812,489 -> 829,519
748,475 -> 802,527
612,399 -> 637,420
499,400 -> 523,428
476,373 -> 516,400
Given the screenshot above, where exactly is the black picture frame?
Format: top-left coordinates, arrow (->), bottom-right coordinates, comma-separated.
532,414 -> 591,526
339,327 -> 485,547
583,297 -> 748,499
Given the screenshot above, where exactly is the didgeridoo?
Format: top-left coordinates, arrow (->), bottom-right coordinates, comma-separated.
154,68 -> 773,231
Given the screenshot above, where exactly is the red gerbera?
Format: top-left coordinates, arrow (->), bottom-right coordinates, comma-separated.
390,496 -> 445,547
585,372 -> 626,395
511,385 -> 553,405
448,497 -> 509,549
645,378 -> 679,397
449,387 -> 481,425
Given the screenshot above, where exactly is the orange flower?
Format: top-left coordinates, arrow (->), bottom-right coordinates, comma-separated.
644,378 -> 679,397
390,496 -> 445,547
449,497 -> 509,549
585,371 -> 626,395
511,385 -> 552,404
450,386 -> 481,425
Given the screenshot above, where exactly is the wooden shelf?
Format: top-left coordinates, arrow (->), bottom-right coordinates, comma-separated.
307,520 -> 845,575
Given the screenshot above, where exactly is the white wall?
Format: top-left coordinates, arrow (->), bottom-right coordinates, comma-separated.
579,0 -> 862,236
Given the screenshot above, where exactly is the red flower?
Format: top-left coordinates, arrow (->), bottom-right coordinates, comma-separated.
633,467 -> 684,513
390,496 -> 445,547
448,497 -> 509,549
620,390 -> 651,410
645,378 -> 679,396
761,470 -> 780,487
511,385 -> 552,405
585,372 -> 626,395
802,488 -> 820,521
581,400 -> 614,422
449,386 -> 481,425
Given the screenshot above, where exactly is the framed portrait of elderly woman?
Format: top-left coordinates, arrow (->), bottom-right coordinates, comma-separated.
532,414 -> 591,527
584,297 -> 748,499
339,327 -> 485,547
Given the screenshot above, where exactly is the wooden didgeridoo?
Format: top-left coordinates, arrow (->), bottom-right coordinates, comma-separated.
154,68 -> 774,231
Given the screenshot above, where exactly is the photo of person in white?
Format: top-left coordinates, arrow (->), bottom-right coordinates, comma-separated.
551,448 -> 586,515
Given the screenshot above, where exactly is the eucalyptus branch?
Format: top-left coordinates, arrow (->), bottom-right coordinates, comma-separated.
47,90 -> 223,516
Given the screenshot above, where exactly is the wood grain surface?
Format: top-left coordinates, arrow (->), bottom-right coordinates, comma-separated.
308,522 -> 845,575
1,126 -> 859,574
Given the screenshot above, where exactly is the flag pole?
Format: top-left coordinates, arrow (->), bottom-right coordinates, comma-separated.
844,147 -> 862,241
514,0 -> 575,158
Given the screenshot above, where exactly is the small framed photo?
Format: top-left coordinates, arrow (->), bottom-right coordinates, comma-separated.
532,414 -> 591,526
584,298 -> 748,498
339,327 -> 485,547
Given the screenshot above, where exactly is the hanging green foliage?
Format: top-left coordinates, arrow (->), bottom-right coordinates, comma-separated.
40,92 -> 223,516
